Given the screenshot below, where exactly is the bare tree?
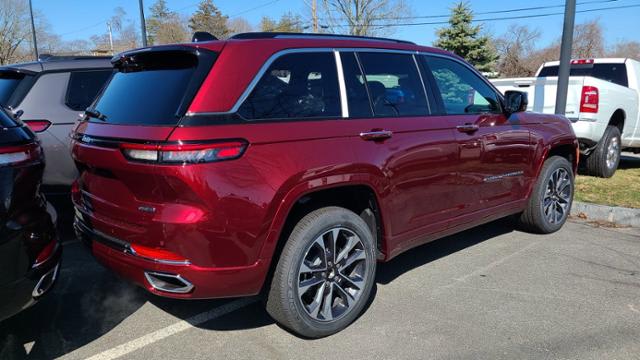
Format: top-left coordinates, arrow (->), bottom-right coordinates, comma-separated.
0,0 -> 31,64
572,19 -> 604,59
495,25 -> 541,77
321,0 -> 410,36
608,40 -> 640,59
155,15 -> 189,44
228,17 -> 253,36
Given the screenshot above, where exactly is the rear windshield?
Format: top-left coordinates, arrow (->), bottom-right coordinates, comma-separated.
92,49 -> 216,125
0,72 -> 27,105
538,63 -> 629,87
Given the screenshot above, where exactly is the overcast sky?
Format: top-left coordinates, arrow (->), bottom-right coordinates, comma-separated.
33,0 -> 640,47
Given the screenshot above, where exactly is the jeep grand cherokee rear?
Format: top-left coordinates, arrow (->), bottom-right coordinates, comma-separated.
72,33 -> 578,338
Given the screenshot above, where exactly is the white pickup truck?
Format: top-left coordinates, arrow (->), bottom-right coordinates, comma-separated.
492,58 -> 640,177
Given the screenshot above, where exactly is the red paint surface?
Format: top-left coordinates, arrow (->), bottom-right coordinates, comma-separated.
71,38 -> 578,299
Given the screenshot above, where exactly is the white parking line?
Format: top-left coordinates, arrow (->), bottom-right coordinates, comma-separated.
453,242 -> 538,283
77,297 -> 258,360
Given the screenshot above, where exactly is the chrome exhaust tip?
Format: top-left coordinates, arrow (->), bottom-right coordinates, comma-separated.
144,271 -> 194,294
32,264 -> 59,298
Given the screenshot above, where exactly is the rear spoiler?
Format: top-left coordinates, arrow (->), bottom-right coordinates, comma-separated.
0,67 -> 38,76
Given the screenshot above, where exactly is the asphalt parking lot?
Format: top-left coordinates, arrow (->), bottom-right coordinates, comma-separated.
1,217 -> 640,360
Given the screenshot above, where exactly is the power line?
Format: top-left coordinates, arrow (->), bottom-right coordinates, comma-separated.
328,2 -> 640,29
59,20 -> 108,37
231,0 -> 281,17
355,0 -> 620,21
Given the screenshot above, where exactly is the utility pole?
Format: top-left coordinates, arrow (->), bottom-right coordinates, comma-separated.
555,0 -> 576,115
28,0 -> 39,60
312,0 -> 318,33
107,22 -> 114,55
138,0 -> 148,47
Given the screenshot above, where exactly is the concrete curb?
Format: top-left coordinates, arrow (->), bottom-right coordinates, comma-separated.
571,201 -> 640,227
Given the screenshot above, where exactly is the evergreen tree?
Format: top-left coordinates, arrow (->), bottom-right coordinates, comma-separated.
146,0 -> 173,45
259,12 -> 303,33
189,0 -> 229,40
434,2 -> 497,72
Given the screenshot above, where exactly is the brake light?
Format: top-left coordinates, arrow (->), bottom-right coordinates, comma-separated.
580,86 -> 599,113
33,240 -> 57,268
120,141 -> 247,164
571,59 -> 594,65
23,120 -> 51,133
129,244 -> 190,265
0,143 -> 42,167
71,179 -> 80,196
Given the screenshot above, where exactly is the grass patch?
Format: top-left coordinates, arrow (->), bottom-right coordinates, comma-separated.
575,154 -> 640,209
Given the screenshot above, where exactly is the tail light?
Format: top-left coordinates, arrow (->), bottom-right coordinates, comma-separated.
0,143 -> 42,167
120,141 -> 247,165
580,86 -> 599,113
33,240 -> 57,268
23,120 -> 52,133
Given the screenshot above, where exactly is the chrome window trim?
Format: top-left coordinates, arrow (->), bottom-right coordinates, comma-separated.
334,50 -> 349,118
186,47 -> 496,118
186,48 -> 334,117
412,53 -> 432,114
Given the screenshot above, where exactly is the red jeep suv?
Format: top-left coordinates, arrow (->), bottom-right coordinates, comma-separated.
71,32 -> 578,337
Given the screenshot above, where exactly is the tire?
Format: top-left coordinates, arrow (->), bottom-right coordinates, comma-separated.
266,206 -> 377,338
585,125 -> 621,178
519,156 -> 574,234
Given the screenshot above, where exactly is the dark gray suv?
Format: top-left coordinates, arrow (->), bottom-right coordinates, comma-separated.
0,55 -> 112,186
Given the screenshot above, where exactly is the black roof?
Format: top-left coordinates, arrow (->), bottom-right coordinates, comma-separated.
229,32 -> 415,45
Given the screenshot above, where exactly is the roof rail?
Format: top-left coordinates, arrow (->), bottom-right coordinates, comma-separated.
38,54 -> 112,62
229,32 -> 416,45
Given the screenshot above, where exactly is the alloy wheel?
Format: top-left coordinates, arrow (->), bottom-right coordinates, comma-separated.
606,136 -> 620,169
296,227 -> 368,322
542,168 -> 572,225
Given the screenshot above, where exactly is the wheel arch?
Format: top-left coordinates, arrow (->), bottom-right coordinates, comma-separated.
257,178 -> 388,293
526,138 -> 579,199
609,109 -> 626,134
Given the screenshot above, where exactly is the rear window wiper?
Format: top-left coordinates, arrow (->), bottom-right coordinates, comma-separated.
84,107 -> 107,121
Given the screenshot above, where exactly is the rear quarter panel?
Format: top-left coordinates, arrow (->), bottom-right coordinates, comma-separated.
522,112 -> 579,180
167,120 -> 391,268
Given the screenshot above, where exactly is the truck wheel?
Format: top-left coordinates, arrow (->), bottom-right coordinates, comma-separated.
519,156 -> 574,234
266,207 -> 377,338
585,125 -> 621,178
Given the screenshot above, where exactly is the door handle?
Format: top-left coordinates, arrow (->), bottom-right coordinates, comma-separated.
360,130 -> 393,141
456,124 -> 480,133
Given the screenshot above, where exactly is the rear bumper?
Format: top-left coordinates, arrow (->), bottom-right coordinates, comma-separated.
0,240 -> 62,322
74,214 -> 268,299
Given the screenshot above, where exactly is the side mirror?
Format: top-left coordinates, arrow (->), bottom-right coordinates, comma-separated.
504,91 -> 528,114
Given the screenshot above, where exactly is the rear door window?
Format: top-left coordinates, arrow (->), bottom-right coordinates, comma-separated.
424,56 -> 501,115
65,70 -> 112,111
357,52 -> 429,117
238,52 -> 341,121
92,50 -> 216,125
